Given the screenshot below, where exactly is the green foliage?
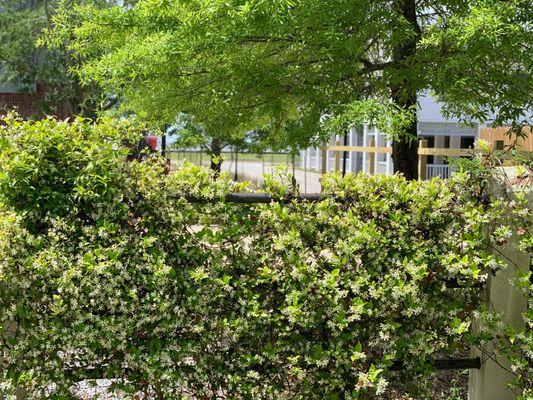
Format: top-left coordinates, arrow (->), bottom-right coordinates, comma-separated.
0,117 -> 529,399
323,100 -> 417,141
0,114 -> 142,231
420,0 -> 532,127
453,150 -> 532,399
169,114 -> 253,161
0,0 -> 131,118
46,0 -> 531,154
0,0 -> 81,115
0,1 -> 44,89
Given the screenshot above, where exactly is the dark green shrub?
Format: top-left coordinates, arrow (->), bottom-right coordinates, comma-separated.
0,116 -> 526,399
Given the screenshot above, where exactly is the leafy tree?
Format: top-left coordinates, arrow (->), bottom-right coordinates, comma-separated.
0,0 -> 85,116
171,113 -> 309,173
49,0 -> 531,178
0,0 -> 135,118
170,114 -> 252,174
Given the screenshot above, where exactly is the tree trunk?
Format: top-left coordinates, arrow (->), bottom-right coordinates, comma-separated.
390,0 -> 421,180
391,95 -> 418,180
210,138 -> 222,176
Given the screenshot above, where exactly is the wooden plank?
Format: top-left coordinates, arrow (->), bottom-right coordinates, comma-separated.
321,147 -> 327,175
323,144 -> 474,156
418,140 -> 428,181
369,138 -> 375,175
322,145 -> 392,154
418,148 -> 477,156
479,126 -> 532,151
334,139 -> 340,172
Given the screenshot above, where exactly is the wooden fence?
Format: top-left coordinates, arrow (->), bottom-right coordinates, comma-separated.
319,127 -> 532,180
319,138 -> 533,179
320,140 -> 478,179
479,126 -> 533,151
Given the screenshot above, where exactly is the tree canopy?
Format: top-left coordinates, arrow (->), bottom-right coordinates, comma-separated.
0,0 -> 134,117
49,0 -> 532,177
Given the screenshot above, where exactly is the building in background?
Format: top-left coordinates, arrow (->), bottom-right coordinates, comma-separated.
0,72 -> 39,118
301,94 -> 530,179
0,79 -> 71,119
0,1 -> 72,120
478,126 -> 532,151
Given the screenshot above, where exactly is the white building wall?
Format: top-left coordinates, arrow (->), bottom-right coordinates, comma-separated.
300,94 -> 478,178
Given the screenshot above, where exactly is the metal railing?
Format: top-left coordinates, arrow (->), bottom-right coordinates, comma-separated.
426,164 -> 453,179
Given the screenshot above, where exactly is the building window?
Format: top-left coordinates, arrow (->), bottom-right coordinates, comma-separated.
460,136 -> 475,149
421,135 -> 435,164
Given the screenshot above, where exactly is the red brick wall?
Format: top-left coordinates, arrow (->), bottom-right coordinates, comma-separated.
0,84 -> 71,119
0,91 -> 41,118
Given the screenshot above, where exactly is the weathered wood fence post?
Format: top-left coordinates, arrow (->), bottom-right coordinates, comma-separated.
368,138 -> 375,175
418,139 -> 427,180
468,181 -> 532,400
334,138 -> 341,172
321,146 -> 327,175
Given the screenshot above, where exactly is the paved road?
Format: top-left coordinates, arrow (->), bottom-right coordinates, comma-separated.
223,160 -> 323,193
172,159 -> 323,193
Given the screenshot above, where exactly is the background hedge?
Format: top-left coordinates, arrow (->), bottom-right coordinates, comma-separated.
0,116 -> 529,399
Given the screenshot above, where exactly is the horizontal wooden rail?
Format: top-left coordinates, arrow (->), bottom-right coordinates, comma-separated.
418,148 -> 477,157
321,145 -> 477,157
444,278 -> 484,289
321,145 -> 392,154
